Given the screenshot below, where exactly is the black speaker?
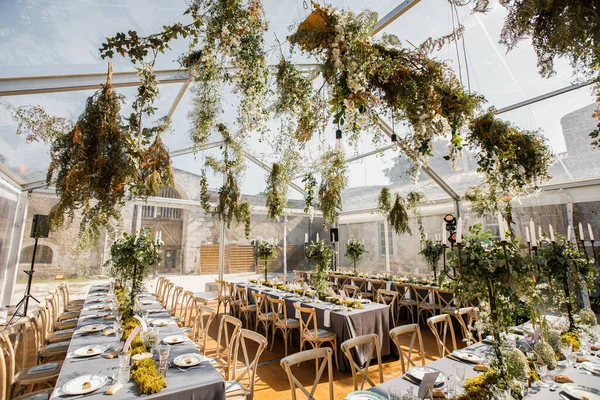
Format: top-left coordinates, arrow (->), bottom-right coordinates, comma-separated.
330,228 -> 339,243
30,215 -> 50,238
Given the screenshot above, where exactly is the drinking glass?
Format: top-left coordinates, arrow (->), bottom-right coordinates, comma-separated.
117,365 -> 130,384
118,352 -> 131,368
453,364 -> 467,394
387,385 -> 402,400
561,343 -> 572,365
113,321 -> 122,343
158,344 -> 170,377
535,363 -> 548,387
357,292 -> 363,300
579,333 -> 590,355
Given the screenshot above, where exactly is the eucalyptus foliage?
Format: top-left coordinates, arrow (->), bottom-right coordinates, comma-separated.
305,239 -> 334,297
318,149 -> 347,225
344,238 -> 367,272
255,239 -> 278,281
419,239 -> 444,280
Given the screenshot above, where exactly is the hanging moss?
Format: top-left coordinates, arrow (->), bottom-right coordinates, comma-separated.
265,162 -> 288,221
377,187 -> 392,214
388,193 -> 411,235
318,149 -> 347,226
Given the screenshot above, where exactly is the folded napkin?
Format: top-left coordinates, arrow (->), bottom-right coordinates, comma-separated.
28,362 -> 59,374
323,309 -> 332,328
103,329 -> 116,336
105,349 -> 119,359
105,383 -> 123,395
104,315 -> 115,320
432,389 -> 446,398
576,356 -> 591,363
474,364 -> 489,372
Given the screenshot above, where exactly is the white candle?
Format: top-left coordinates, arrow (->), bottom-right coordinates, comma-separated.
567,225 -> 573,242
549,224 -> 555,242
456,217 -> 462,244
579,223 -> 585,241
362,239 -> 365,245
525,226 -> 530,243
538,226 -> 542,241
305,233 -> 309,243
497,213 -> 505,241
588,223 -> 595,241
134,229 -> 140,245
442,221 -> 447,245
504,219 -> 510,237
316,232 -> 319,242
348,239 -> 350,245
424,233 -> 428,241
529,219 -> 537,247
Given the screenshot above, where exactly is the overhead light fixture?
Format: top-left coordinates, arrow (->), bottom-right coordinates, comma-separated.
335,128 -> 343,151
391,133 -> 398,151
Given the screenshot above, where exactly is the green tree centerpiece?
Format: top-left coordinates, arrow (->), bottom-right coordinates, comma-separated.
107,227 -> 161,318
419,239 -> 444,281
344,238 -> 367,273
255,240 -> 278,282
306,239 -> 334,298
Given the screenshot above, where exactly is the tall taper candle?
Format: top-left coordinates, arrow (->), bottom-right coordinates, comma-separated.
568,225 -> 573,242
456,217 -> 462,244
305,233 -> 309,243
497,213 -> 505,241
442,221 -> 447,245
530,219 -> 537,247
316,232 -> 319,242
538,226 -> 543,241
525,226 -> 530,243
579,222 -> 585,241
549,224 -> 555,242
588,223 -> 595,241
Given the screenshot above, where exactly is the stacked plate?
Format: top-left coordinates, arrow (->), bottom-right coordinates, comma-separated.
561,384 -> 600,400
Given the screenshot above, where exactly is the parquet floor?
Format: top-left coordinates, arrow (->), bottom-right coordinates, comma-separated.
202,299 -> 466,400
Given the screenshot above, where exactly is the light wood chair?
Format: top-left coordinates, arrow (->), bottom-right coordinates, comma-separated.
280,347 -> 334,400
437,288 -> 457,316
225,282 -> 237,316
0,329 -> 62,398
235,287 -> 257,329
191,306 -> 216,353
342,284 -> 359,299
294,303 -> 339,370
456,307 -> 482,343
212,315 -> 243,380
391,282 -> 416,323
47,291 -> 78,329
368,279 -> 386,298
413,285 -> 440,325
62,281 -> 85,309
29,310 -> 68,363
350,277 -> 372,299
389,324 -> 426,374
270,298 -> 299,356
160,281 -> 174,307
333,275 -> 348,291
376,289 -> 399,326
215,279 -> 229,315
154,276 -> 166,298
276,274 -> 289,283
341,334 -> 383,391
226,329 -> 268,399
58,283 -> 83,313
427,314 -> 457,358
253,293 -> 275,342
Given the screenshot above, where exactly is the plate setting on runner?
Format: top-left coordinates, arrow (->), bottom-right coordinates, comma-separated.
79,324 -> 107,334
451,349 -> 484,364
173,353 -> 206,368
72,344 -> 109,358
61,374 -> 109,395
163,335 -> 187,345
406,366 -> 447,386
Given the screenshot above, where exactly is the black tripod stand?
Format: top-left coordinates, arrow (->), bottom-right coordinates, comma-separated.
7,214 -> 47,325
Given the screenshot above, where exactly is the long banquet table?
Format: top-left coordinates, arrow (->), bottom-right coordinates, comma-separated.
368,339 -> 600,399
239,283 -> 391,371
51,284 -> 226,400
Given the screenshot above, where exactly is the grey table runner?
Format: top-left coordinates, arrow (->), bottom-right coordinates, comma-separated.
241,283 -> 390,371
51,285 -> 225,400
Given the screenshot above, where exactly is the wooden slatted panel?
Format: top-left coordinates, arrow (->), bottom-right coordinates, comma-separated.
199,245 -> 220,274
228,245 -> 255,273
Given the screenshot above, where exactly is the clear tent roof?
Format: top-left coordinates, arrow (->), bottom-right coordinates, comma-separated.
1,0 -> 599,211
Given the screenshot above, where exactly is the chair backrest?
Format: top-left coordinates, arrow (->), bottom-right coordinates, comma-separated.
270,298 -> 288,326
413,285 -> 435,307
376,289 -> 398,307
169,286 -> 184,315
154,276 -> 165,297
193,306 -> 216,352
230,329 -> 267,397
436,288 -> 456,311
162,282 -> 174,307
341,334 -> 383,391
342,285 -> 360,299
368,279 -> 385,295
391,282 -> 412,301
292,277 -> 304,285
280,347 -> 333,400
293,304 -> 318,339
0,331 -> 16,387
276,274 -> 289,283
389,324 -> 425,374
235,286 -> 249,308
181,291 -> 199,327
253,293 -> 269,319
456,307 -> 481,343
427,314 -> 457,358
216,315 -> 243,379
351,278 -> 368,293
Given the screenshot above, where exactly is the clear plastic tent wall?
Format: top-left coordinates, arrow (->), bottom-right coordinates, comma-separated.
0,0 -> 599,287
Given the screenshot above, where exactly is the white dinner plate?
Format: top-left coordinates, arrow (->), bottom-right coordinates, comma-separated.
89,293 -> 107,297
163,335 -> 186,344
79,324 -> 107,333
562,384 -> 600,400
141,300 -> 155,305
173,353 -> 206,367
73,344 -> 109,357
452,349 -> 484,364
406,366 -> 447,385
86,305 -> 105,310
147,308 -> 163,314
62,374 -> 108,395
345,391 -> 386,400
152,319 -> 171,327
580,361 -> 600,375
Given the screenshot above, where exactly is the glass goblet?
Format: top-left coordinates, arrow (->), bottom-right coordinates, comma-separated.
535,363 -> 548,387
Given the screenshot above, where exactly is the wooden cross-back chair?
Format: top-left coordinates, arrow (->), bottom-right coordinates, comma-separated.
342,284 -> 360,299
391,282 -> 416,323
413,285 -> 440,325
389,324 -> 426,374
376,289 -> 399,326
162,281 -> 175,308
437,288 -> 457,316
235,287 -> 256,329
333,275 -> 348,290
212,315 -> 243,380
280,348 -> 334,400
270,298 -> 299,356
294,304 -> 339,370
253,293 -> 274,342
368,279 -> 386,298
350,278 -> 371,299
31,308 -> 68,363
456,307 -> 482,343
167,286 -> 184,316
225,282 -> 237,316
191,306 -> 216,353
427,314 -> 457,358
158,279 -> 172,305
341,334 -> 383,391
226,329 -> 268,399
58,283 -> 83,313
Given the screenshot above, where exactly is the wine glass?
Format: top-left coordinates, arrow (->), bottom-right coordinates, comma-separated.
561,343 -> 572,366
535,363 -> 548,387
579,333 -> 590,355
357,292 -> 362,301
387,385 -> 402,400
453,364 -> 467,394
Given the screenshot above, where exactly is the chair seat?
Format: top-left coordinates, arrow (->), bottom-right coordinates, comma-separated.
58,310 -> 81,320
14,361 -> 63,385
276,318 -> 299,328
419,304 -> 440,310
241,304 -> 257,312
55,319 -> 78,330
306,329 -> 336,341
441,307 -> 456,314
46,329 -> 74,343
258,312 -> 277,322
13,388 -> 53,400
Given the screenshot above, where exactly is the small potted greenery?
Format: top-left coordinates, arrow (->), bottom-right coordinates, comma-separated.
419,239 -> 444,281
255,240 -> 278,282
344,238 -> 367,273
305,239 -> 334,298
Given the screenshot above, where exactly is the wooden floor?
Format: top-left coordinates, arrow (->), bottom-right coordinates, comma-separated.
203,302 -> 466,400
